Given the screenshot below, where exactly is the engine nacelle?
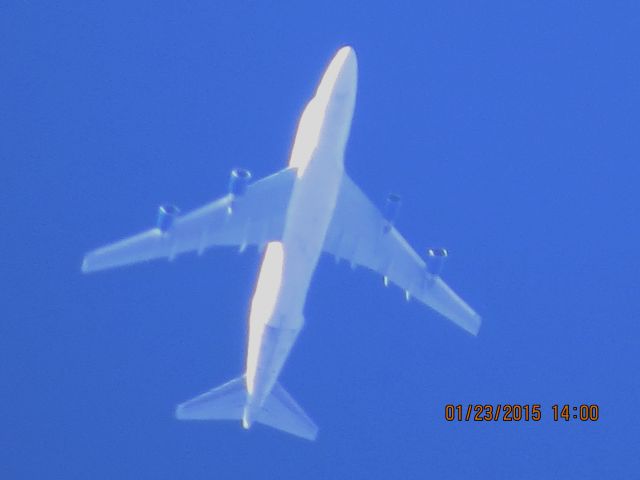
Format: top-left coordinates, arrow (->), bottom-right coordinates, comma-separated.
383,193 -> 401,233
228,168 -> 252,197
156,204 -> 180,233
426,247 -> 448,276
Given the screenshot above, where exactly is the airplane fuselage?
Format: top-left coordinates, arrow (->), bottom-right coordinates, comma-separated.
243,47 -> 358,426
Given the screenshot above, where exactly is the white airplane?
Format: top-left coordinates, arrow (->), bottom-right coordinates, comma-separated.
82,46 -> 481,441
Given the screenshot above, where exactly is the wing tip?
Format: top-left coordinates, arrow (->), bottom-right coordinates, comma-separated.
466,313 -> 482,336
81,255 -> 92,273
81,251 -> 102,274
174,403 -> 189,420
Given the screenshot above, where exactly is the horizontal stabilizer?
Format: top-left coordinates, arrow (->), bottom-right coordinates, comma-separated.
175,376 -> 318,441
176,376 -> 246,420
255,382 -> 318,441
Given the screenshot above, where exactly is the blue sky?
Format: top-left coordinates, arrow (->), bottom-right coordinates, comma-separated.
2,1 -> 639,478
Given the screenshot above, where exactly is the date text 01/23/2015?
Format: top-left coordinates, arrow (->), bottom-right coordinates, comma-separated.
444,404 -> 600,422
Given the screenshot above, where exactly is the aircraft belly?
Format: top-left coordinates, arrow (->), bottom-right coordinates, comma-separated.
244,51 -> 355,411
245,320 -> 301,406
245,151 -> 344,404
280,151 -> 344,312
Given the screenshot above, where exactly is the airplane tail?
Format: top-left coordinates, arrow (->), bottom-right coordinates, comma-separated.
175,375 -> 318,441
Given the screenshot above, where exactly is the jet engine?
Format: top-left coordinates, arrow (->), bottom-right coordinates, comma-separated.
426,247 -> 448,276
383,193 -> 401,233
228,168 -> 252,197
156,204 -> 180,233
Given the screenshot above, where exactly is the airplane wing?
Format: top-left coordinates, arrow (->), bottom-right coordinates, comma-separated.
323,174 -> 481,335
82,167 -> 297,273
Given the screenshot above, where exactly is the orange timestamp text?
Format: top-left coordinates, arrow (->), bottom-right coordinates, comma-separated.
444,404 -> 600,422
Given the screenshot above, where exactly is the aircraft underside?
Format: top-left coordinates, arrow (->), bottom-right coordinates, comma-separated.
81,46 -> 481,441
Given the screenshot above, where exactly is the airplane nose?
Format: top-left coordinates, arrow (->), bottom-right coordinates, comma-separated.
341,46 -> 357,74
316,46 -> 358,99
334,46 -> 357,80
337,46 -> 356,65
